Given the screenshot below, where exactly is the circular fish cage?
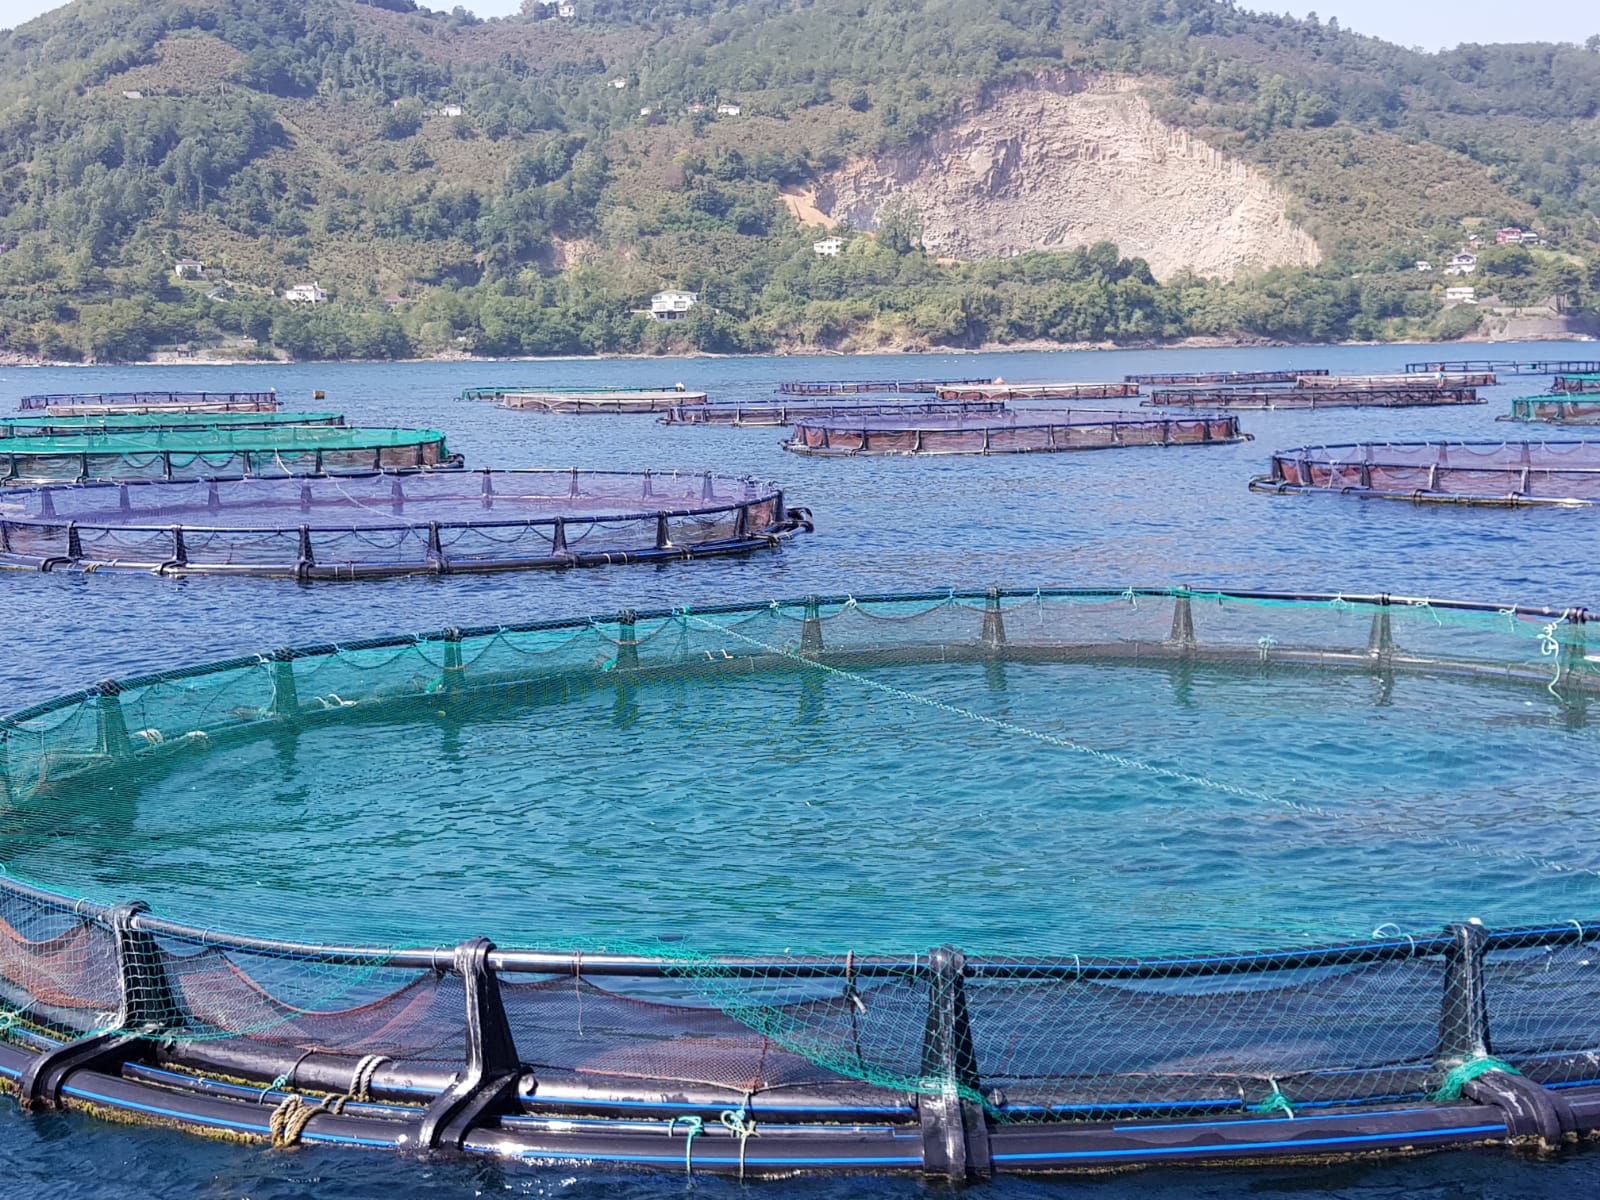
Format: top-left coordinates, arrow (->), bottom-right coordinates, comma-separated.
777,378 -> 992,395
1251,441 -> 1600,505
1501,397 -> 1600,425
1143,385 -> 1482,410
783,410 -> 1248,456
18,391 -> 279,416
0,411 -> 346,440
934,382 -> 1140,401
3,588 -> 1600,1177
0,427 -> 457,486
0,469 -> 809,578
660,399 -> 1006,427
474,388 -> 709,413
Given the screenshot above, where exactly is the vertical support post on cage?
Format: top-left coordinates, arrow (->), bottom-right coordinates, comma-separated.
1436,920 -> 1490,1073
981,586 -> 1006,650
442,627 -> 466,692
643,470 -> 654,500
170,525 -> 187,566
1368,595 -> 1395,660
800,596 -> 824,658
426,522 -> 446,572
918,946 -> 991,1182
655,512 -> 670,550
616,610 -> 640,670
39,489 -> 55,519
1169,588 -> 1195,649
299,483 -> 313,514
733,504 -> 749,539
94,681 -> 131,762
418,938 -> 525,1150
481,471 -> 494,509
268,648 -> 300,718
110,901 -> 178,1032
569,467 -> 579,499
296,525 -> 315,579
206,481 -> 221,514
702,472 -> 715,501
391,478 -> 406,515
66,522 -> 82,561
118,484 -> 131,514
1557,608 -> 1589,688
550,517 -> 568,557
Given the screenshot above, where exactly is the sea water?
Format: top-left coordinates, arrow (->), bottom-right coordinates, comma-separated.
1,341 -> 1598,1197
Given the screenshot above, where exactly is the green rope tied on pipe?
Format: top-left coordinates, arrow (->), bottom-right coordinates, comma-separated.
1249,1079 -> 1294,1119
1432,1055 -> 1521,1102
667,1115 -> 704,1176
720,1106 -> 759,1180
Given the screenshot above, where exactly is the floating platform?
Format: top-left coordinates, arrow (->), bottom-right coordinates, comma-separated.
497,389 -> 709,414
934,382 -> 1140,401
784,410 -> 1248,456
0,411 -> 345,440
1123,369 -> 1329,385
4,587 -> 1600,1179
461,385 -> 703,407
0,426 -> 457,486
1251,441 -> 1600,505
1500,397 -> 1600,425
659,399 -> 1006,427
1405,359 -> 1600,375
0,469 -> 808,578
777,378 -> 994,395
17,391 -> 280,416
1554,375 -> 1600,394
1144,386 -> 1482,410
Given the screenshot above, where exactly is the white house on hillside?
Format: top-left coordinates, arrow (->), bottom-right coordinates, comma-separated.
814,236 -> 845,257
650,290 -> 698,320
174,259 -> 207,279
716,102 -> 741,116
284,282 -> 326,304
1444,286 -> 1477,305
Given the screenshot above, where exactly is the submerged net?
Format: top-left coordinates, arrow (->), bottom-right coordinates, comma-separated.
784,410 -> 1247,456
0,426 -> 455,484
0,469 -> 804,576
3,588 -> 1600,1121
0,411 -> 345,439
1253,440 -> 1600,504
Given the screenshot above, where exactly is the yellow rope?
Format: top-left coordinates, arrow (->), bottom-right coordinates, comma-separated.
268,1093 -> 327,1148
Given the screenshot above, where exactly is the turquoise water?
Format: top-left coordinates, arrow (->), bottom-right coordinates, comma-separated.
3,341 -> 1600,1194
10,654 -> 1600,956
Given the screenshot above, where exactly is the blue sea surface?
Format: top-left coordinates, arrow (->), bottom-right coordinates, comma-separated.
1,341 -> 1598,1196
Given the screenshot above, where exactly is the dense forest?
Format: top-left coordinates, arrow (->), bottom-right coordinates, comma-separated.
0,0 -> 1596,361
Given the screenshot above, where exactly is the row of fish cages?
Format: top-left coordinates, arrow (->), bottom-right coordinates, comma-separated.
1403,358 -> 1600,375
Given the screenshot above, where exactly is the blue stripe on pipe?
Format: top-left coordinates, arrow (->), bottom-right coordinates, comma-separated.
59,1084 -> 402,1149
992,1123 -> 1508,1163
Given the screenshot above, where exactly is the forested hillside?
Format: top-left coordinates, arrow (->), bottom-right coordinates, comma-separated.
0,0 -> 1596,361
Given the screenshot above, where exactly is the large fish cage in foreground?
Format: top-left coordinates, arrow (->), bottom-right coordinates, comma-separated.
783,411 -> 1248,456
0,470 -> 809,578
5,587 -> 1600,1179
18,391 -> 280,416
1251,441 -> 1600,505
0,427 -> 457,485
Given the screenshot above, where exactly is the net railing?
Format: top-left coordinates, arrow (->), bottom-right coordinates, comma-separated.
1145,386 -> 1481,409
1124,369 -> 1328,384
784,411 -> 1247,456
0,427 -> 457,485
0,469 -> 807,577
1252,441 -> 1600,504
4,589 -> 1600,1173
0,412 -> 345,439
934,383 -> 1139,401
1552,376 -> 1600,396
18,391 -> 280,415
660,399 -> 1006,426
1504,397 -> 1600,423
778,378 -> 993,395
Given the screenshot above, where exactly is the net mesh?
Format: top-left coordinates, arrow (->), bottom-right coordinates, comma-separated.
0,412 -> 344,439
785,412 -> 1247,456
2,589 -> 1599,1120
0,470 -> 799,575
1257,441 -> 1600,503
18,392 -> 280,415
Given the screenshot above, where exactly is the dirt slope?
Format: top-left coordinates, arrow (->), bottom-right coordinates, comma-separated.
814,76 -> 1321,280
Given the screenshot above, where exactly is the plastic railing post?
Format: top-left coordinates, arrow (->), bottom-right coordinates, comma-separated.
94,680 -> 131,762
442,627 -> 466,692
269,648 -> 300,718
1169,589 -> 1196,648
918,947 -> 990,1182
1436,920 -> 1491,1072
616,611 -> 640,670
800,596 -> 824,658
418,938 -> 525,1149
981,586 -> 1006,649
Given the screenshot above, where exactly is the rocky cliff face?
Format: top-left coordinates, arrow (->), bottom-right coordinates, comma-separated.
814,77 -> 1321,281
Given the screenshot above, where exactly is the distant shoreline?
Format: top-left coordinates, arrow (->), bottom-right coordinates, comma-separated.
2,330 -> 1594,370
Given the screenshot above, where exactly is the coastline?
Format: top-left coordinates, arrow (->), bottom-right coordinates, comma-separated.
2,330 -> 1593,370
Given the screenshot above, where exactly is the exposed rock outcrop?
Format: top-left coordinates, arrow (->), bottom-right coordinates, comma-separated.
814,77 -> 1321,281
